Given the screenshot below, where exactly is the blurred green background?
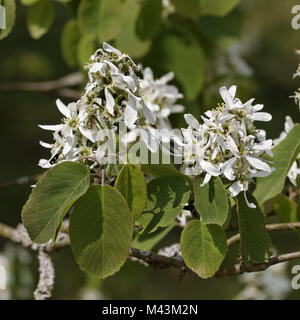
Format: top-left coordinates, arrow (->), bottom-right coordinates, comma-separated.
1,0 -> 300,299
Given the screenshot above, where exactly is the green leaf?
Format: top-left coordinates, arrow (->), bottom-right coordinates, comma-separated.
22,162 -> 90,244
254,124 -> 300,204
181,220 -> 227,278
115,0 -> 151,58
77,36 -> 96,67
136,0 -> 162,40
27,0 -> 55,39
78,0 -> 123,41
21,0 -> 39,6
132,222 -> 176,251
237,192 -> 272,265
141,164 -> 192,190
171,0 -> 201,19
0,0 -> 16,40
115,164 -> 147,221
199,0 -> 239,17
54,0 -> 72,3
61,19 -> 81,68
70,185 -> 133,278
273,194 -> 300,224
136,176 -> 190,233
157,34 -> 205,100
194,176 -> 228,225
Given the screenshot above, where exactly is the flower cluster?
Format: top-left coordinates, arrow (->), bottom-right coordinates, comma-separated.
181,85 -> 274,207
39,43 -> 184,169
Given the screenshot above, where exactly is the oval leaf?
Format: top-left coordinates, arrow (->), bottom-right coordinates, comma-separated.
194,175 -> 228,225
115,164 -> 147,221
136,175 -> 190,233
181,220 -> 227,278
273,194 -> 298,223
132,222 -> 176,251
27,0 -> 55,40
155,34 -> 205,100
77,36 -> 96,68
237,192 -> 272,265
22,162 -> 90,244
115,0 -> 151,59
70,185 -> 133,278
0,0 -> 16,40
78,0 -> 123,41
61,19 -> 81,68
199,0 -> 239,17
254,124 -> 300,204
136,0 -> 162,40
171,0 -> 201,20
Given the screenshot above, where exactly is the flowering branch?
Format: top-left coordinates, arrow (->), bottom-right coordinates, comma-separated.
0,221 -> 300,279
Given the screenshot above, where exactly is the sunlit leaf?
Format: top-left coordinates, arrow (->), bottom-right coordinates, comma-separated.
22,162 -> 90,244
70,185 -> 133,278
181,220 -> 227,278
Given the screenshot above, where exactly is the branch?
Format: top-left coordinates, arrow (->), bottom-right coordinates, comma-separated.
0,73 -> 83,99
227,222 -> 300,246
215,251 -> 300,278
1,222 -> 300,279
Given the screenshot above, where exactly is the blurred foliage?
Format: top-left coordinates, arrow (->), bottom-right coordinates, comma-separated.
0,0 -> 300,299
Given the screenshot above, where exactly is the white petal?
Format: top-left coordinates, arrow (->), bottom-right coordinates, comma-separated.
229,181 -> 243,197
253,139 -> 273,151
200,173 -> 211,187
96,144 -> 107,164
56,99 -> 70,118
285,116 -> 295,132
172,104 -> 185,113
103,42 -> 121,56
222,158 -> 236,181
122,75 -> 137,92
252,104 -> 264,111
89,62 -> 104,73
142,100 -> 156,124
251,112 -> 272,122
38,124 -> 63,131
229,85 -> 237,98
199,159 -> 220,176
38,159 -> 51,168
160,108 -> 171,118
227,135 -> 240,156
124,101 -> 138,129
220,86 -> 234,107
39,141 -> 52,148
245,155 -> 271,172
62,136 -> 74,155
184,114 -> 200,129
244,191 -> 256,208
79,126 -> 96,143
105,87 -> 115,115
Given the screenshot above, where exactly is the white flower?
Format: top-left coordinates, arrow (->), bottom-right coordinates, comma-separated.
181,85 -> 274,207
39,43 -> 160,170
140,67 -> 184,129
